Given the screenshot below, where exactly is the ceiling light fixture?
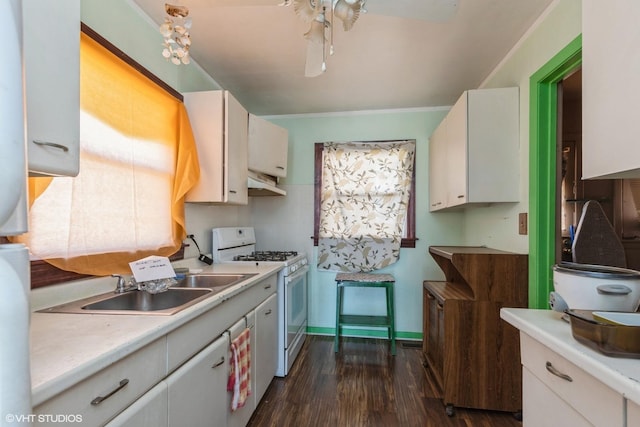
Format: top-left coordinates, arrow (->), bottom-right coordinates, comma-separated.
159,3 -> 192,65
292,0 -> 367,77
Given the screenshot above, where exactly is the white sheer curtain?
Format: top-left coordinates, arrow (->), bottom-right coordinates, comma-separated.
317,140 -> 415,272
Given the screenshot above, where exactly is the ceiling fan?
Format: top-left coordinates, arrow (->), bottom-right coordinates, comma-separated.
288,0 -> 459,77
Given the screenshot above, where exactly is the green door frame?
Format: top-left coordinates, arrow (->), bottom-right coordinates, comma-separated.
529,35 -> 582,309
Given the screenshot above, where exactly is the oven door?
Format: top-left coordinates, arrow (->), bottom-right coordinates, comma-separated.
285,265 -> 308,350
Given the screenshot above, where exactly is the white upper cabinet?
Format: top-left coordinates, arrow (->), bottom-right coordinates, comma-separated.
582,0 -> 640,179
428,87 -> 519,211
23,0 -> 80,177
184,90 -> 248,205
248,114 -> 288,178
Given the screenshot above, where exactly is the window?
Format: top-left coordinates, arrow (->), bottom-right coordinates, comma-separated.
313,140 -> 416,272
11,25 -> 199,286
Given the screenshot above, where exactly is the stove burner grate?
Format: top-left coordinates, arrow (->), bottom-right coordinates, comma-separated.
233,251 -> 298,262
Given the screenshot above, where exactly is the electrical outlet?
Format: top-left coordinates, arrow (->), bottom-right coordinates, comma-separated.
519,213 -> 528,235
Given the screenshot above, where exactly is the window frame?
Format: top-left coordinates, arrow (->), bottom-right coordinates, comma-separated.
312,141 -> 417,249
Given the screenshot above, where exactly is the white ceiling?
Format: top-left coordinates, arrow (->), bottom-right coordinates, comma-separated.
131,0 -> 555,116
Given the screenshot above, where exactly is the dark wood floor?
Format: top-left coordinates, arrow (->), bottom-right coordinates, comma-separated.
248,335 -> 522,427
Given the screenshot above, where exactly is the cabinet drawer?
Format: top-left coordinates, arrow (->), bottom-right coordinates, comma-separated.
523,368 -> 591,427
520,333 -> 623,427
34,338 -> 166,426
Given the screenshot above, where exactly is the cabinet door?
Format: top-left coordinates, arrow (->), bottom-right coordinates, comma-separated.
248,114 -> 288,178
582,1 -> 640,179
445,92 -> 468,207
105,382 -> 168,427
23,0 -> 80,177
227,315 -> 256,427
184,90 -> 248,204
428,119 -> 447,211
225,91 -> 249,204
423,289 -> 444,387
254,293 -> 278,406
166,335 -> 228,427
184,90 -> 225,202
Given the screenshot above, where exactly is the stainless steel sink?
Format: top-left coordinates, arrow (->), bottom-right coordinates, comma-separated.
40,288 -> 214,316
39,273 -> 258,316
173,273 -> 257,289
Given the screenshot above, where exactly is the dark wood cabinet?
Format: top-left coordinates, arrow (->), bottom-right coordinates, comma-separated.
423,246 -> 528,415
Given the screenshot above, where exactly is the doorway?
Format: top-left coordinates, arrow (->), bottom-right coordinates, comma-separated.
529,35 -> 581,309
531,36 -> 640,309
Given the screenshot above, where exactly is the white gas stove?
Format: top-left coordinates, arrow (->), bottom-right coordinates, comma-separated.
211,227 -> 308,377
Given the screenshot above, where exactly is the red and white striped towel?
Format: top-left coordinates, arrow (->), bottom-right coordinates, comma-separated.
227,327 -> 251,411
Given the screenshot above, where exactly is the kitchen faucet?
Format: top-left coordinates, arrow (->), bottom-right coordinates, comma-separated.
112,274 -> 137,294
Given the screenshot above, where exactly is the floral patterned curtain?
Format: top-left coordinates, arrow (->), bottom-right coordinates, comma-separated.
317,141 -> 415,272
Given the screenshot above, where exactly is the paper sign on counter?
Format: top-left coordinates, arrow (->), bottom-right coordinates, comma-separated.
129,255 -> 175,282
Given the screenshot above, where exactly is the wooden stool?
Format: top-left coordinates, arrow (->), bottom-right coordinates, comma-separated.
334,273 -> 396,355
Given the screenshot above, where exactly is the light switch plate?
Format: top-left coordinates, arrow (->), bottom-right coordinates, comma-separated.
518,213 -> 528,235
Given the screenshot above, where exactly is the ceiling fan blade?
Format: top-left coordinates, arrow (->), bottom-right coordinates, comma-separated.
364,0 -> 459,22
304,38 -> 325,77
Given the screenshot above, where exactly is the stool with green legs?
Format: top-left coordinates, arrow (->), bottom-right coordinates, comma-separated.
334,273 -> 396,355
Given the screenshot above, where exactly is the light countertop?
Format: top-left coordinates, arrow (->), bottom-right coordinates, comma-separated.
501,308 -> 640,405
30,260 -> 283,407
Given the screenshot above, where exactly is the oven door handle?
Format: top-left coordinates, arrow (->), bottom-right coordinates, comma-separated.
285,265 -> 309,284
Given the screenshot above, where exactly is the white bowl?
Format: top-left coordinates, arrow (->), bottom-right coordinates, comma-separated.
552,262 -> 640,312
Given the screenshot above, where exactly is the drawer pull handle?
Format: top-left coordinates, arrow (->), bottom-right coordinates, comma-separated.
91,379 -> 129,405
32,140 -> 70,153
276,166 -> 285,170
264,284 -> 272,290
265,309 -> 272,316
545,362 -> 573,382
212,357 -> 225,369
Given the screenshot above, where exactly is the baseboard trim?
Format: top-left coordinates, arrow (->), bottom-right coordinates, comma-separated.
306,326 -> 422,341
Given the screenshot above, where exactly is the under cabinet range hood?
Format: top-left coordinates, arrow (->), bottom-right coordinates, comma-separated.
247,170 -> 286,197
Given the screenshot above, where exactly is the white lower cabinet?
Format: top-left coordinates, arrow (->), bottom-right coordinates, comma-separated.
166,335 -> 228,427
227,313 -> 256,427
105,382 -> 168,427
520,333 -> 624,427
36,274 -> 279,427
254,294 -> 278,406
